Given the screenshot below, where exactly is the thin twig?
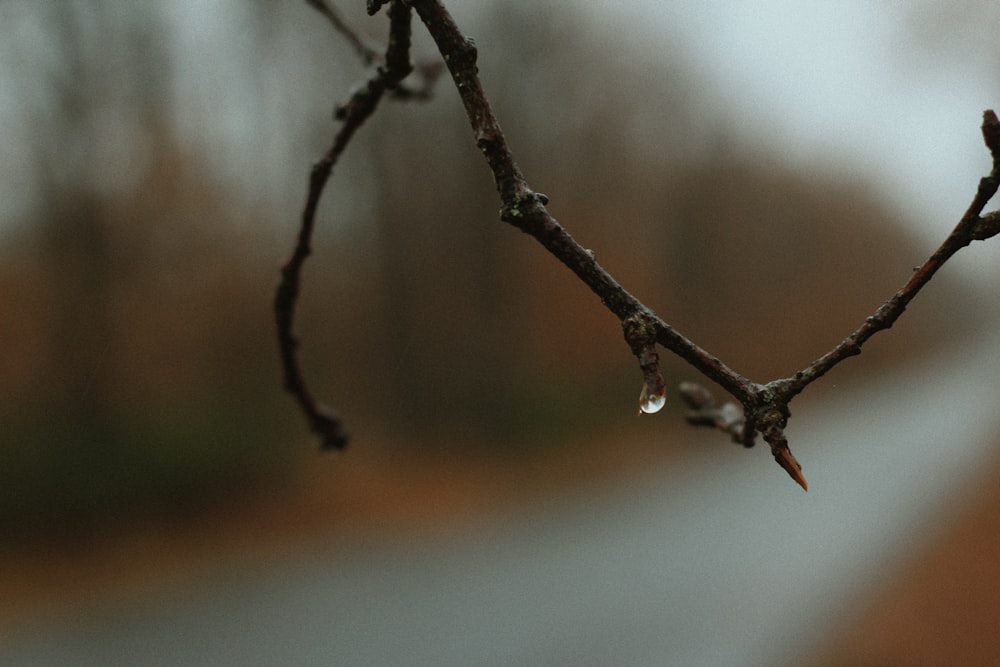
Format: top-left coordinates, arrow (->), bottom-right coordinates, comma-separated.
276,1 -> 422,449
783,109 -> 1000,400
677,111 -> 1000,488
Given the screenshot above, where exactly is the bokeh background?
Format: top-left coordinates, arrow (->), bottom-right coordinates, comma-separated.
2,1 -> 999,664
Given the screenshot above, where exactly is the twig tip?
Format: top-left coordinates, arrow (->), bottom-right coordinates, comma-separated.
982,109 -> 1000,161
773,447 -> 808,491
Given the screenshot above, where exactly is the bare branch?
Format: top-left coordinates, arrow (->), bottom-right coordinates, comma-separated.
276,1 -> 430,450
407,0 -> 755,399
280,1 -> 1000,489
677,110 -> 1000,487
783,109 -> 1000,400
402,0 -> 1000,488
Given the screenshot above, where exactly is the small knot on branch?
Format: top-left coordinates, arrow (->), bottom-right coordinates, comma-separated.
623,311 -> 665,414
972,210 -> 1000,240
622,311 -> 657,353
499,190 -> 549,232
463,37 -> 478,61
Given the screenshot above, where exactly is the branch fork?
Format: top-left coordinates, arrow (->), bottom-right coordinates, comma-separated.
278,1 -> 1000,490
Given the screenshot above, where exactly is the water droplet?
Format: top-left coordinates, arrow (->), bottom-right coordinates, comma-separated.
638,382 -> 666,414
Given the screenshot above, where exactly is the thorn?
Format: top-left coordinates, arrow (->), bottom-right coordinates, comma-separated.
772,446 -> 808,491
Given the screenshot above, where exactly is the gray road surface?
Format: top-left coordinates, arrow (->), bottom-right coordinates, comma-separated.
4,332 -> 1000,666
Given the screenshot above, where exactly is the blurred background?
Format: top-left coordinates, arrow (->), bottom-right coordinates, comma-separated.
1,1 -> 999,664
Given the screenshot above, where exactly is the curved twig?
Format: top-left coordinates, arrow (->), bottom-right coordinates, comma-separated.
275,2 -> 428,449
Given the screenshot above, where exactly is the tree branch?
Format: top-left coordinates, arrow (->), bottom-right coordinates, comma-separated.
786,110 -> 1000,398
280,1 -> 1000,490
678,110 -> 1000,488
275,1 -> 430,450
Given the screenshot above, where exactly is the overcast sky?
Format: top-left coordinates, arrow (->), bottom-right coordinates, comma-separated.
4,1 -> 999,263
586,1 -> 1000,246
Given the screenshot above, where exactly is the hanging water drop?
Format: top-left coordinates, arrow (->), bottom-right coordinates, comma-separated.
638,381 -> 666,414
